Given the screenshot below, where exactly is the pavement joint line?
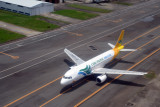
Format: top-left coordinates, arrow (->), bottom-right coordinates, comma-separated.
74,48 -> 160,107
3,35 -> 160,107
0,0 -> 159,52
38,36 -> 160,107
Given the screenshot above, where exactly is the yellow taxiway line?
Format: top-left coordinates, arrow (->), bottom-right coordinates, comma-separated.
0,52 -> 19,59
39,78 -> 89,107
3,76 -> 63,107
3,25 -> 160,107
124,25 -> 160,46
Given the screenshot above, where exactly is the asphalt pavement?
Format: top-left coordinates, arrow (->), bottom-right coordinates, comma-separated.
0,0 -> 160,107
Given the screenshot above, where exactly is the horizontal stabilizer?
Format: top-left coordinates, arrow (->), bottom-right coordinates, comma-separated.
92,68 -> 147,75
120,49 -> 137,51
108,43 -> 115,49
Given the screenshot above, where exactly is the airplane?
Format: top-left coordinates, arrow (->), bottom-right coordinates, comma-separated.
60,30 -> 147,86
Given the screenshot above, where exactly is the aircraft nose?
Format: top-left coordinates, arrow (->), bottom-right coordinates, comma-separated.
60,78 -> 72,86
60,79 -> 66,86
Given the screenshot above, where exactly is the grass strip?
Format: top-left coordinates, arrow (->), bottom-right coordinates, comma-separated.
144,71 -> 156,79
67,4 -> 112,13
54,9 -> 98,20
0,28 -> 25,44
0,10 -> 59,32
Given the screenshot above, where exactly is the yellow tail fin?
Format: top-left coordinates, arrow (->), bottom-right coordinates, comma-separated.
114,30 -> 124,49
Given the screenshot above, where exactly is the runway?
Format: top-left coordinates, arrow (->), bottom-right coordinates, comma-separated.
0,0 -> 160,107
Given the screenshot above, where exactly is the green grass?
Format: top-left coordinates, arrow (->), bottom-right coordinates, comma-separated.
54,9 -> 98,20
67,4 -> 112,13
0,28 -> 25,44
144,71 -> 156,79
114,2 -> 133,6
0,10 -> 60,32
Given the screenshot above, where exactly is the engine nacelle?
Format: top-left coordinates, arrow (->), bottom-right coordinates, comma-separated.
96,74 -> 107,83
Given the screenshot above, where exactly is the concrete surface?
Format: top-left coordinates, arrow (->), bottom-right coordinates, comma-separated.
0,21 -> 42,37
125,73 -> 160,107
42,13 -> 81,24
0,0 -> 160,107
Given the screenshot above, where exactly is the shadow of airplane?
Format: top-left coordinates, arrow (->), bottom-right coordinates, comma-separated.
60,75 -> 144,94
60,76 -> 91,94
96,77 -> 145,87
64,59 -> 75,67
61,58 -> 138,93
104,58 -> 135,68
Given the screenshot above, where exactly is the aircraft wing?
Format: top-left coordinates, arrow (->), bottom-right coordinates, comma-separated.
92,68 -> 147,75
64,48 -> 85,65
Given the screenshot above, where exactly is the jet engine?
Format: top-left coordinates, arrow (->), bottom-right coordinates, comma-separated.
96,74 -> 107,83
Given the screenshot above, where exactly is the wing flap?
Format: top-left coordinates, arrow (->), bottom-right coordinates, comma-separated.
64,48 -> 85,65
92,68 -> 147,75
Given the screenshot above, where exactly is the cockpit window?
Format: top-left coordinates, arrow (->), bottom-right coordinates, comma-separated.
63,76 -> 72,79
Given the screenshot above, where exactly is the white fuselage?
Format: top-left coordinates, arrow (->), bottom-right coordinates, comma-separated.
60,49 -> 117,86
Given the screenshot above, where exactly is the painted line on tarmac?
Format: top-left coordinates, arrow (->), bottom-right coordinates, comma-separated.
74,48 -> 160,107
1,9 -> 160,75
108,19 -> 123,23
38,36 -> 160,107
2,31 -> 160,107
0,1 -> 159,53
3,76 -> 63,107
123,26 -> 160,45
39,78 -> 89,107
1,23 -> 160,77
64,31 -> 83,36
0,52 -> 19,59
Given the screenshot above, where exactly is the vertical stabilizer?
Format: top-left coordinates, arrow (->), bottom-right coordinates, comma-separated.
114,30 -> 124,49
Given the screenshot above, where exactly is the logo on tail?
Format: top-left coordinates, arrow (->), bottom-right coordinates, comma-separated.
114,30 -> 124,49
